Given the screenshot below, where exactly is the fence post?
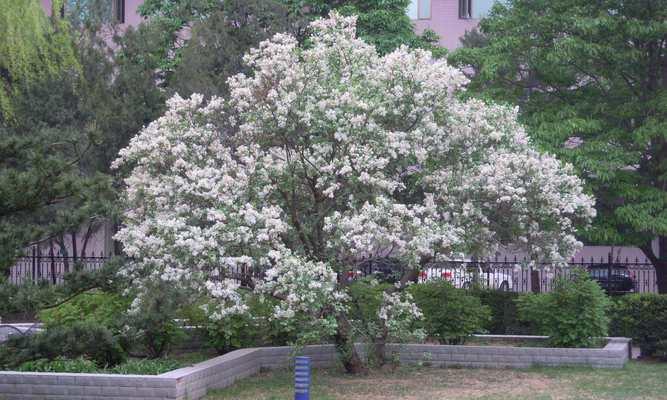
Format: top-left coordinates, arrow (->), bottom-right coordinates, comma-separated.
31,246 -> 37,284
50,246 -> 56,285
294,356 -> 311,400
607,252 -> 613,292
530,267 -> 540,293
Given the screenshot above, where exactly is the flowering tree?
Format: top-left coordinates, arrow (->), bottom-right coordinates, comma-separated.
113,13 -> 595,373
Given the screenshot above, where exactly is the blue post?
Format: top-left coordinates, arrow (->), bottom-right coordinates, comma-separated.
294,356 -> 311,400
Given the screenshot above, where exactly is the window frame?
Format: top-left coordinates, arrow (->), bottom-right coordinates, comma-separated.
459,0 -> 473,19
417,0 -> 431,20
114,0 -> 125,24
408,0 -> 432,20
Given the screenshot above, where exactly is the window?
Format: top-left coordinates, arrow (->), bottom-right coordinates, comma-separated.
60,1 -> 124,24
459,0 -> 471,19
407,0 -> 431,20
114,0 -> 125,24
472,0 -> 496,18
460,0 -> 498,19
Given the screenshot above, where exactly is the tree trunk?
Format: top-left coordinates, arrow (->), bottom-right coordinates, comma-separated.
370,334 -> 387,367
333,313 -> 368,374
640,236 -> 667,294
655,261 -> 667,294
655,235 -> 667,293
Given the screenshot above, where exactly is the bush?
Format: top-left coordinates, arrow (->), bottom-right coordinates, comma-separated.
38,290 -> 131,331
470,289 -> 532,334
656,340 -> 667,361
16,357 -> 98,373
0,259 -> 127,323
348,278 -> 425,344
107,358 -> 183,375
121,282 -> 187,359
206,294 -> 295,354
609,293 -> 667,358
347,278 -> 393,341
207,313 -> 259,354
0,281 -> 60,322
0,321 -> 125,369
14,357 -> 185,375
516,269 -> 610,347
409,279 -> 491,344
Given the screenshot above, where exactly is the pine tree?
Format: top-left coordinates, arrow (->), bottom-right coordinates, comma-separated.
0,0 -> 112,273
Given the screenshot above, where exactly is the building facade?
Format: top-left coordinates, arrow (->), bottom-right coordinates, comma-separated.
409,0 -> 496,49
40,0 -> 144,28
41,0 -> 490,50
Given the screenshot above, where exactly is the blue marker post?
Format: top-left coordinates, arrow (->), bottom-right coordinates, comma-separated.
294,356 -> 311,400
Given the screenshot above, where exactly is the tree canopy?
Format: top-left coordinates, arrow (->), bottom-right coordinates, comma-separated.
450,0 -> 667,291
170,0 -> 295,98
0,0 -> 164,272
0,0 -> 97,269
115,13 -> 594,373
0,0 -> 78,123
139,0 -> 443,84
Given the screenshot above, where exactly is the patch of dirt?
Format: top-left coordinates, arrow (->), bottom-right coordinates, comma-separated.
317,368 -> 562,400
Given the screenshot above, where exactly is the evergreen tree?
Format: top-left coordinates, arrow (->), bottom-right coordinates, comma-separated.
0,0 -> 78,123
170,0 -> 295,98
0,0 -> 113,273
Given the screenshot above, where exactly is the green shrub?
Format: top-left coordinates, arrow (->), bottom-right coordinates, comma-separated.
609,293 -> 667,357
16,357 -> 98,373
470,289 -> 532,334
206,294 -> 295,354
348,278 -> 393,340
207,313 -> 258,354
121,282 -> 187,359
1,321 -> 125,368
38,290 -> 131,330
0,259 -> 128,323
107,358 -> 183,375
516,269 -> 610,348
656,340 -> 667,361
348,278 -> 425,344
409,279 -> 491,344
13,357 -> 185,375
0,281 -> 60,322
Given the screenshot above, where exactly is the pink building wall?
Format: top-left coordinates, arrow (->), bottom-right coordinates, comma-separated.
40,0 -> 145,28
413,0 -> 480,49
40,1 -> 476,49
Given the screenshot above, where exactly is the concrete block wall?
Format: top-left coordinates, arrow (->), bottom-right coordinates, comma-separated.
0,372 -> 178,400
0,337 -> 630,400
387,337 -> 630,369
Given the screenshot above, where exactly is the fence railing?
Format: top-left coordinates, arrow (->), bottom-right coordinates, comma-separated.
6,247 -> 108,285
8,252 -> 659,294
356,256 -> 659,294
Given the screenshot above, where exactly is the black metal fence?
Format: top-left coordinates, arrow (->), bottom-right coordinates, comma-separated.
7,247 -> 108,285
357,255 -> 659,294
8,251 -> 660,294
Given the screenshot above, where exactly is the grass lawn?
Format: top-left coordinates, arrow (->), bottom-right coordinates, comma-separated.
206,360 -> 667,400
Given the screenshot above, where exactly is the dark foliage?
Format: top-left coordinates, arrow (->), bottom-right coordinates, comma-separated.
0,321 -> 125,369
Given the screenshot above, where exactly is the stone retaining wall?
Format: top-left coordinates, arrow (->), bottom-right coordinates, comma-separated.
393,337 -> 631,369
0,337 -> 631,400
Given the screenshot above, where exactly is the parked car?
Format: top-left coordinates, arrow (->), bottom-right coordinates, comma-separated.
423,263 -> 518,291
587,265 -> 635,294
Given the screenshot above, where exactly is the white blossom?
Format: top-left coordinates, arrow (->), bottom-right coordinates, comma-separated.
114,12 -> 595,335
